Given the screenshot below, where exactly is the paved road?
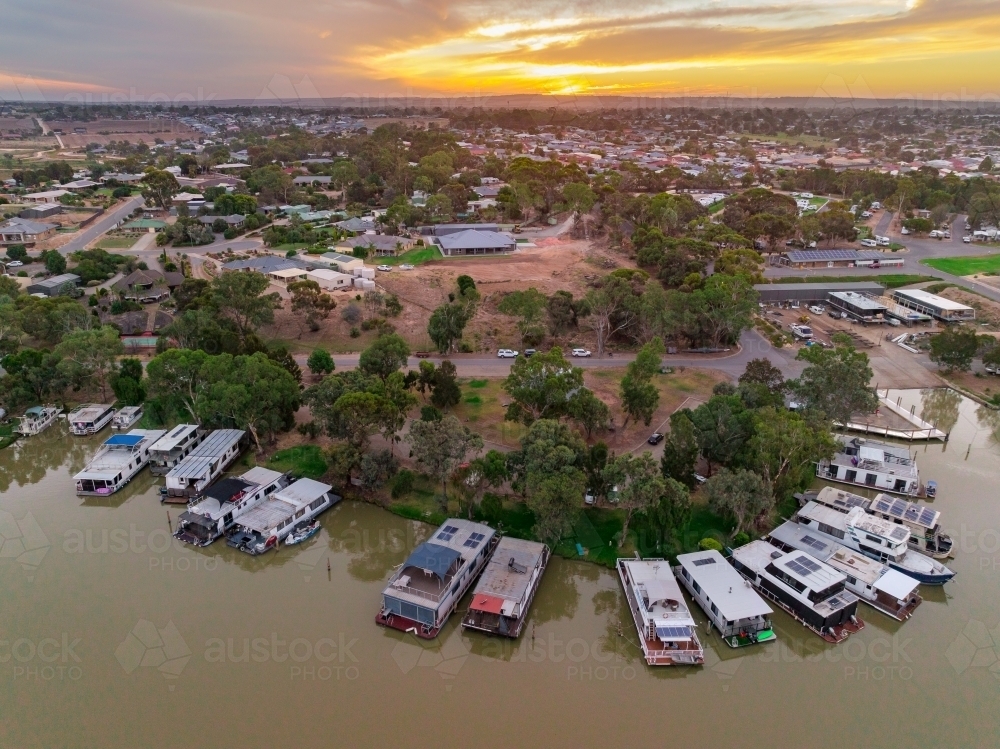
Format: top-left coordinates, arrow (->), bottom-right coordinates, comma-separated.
292,330 -> 803,381
58,197 -> 145,255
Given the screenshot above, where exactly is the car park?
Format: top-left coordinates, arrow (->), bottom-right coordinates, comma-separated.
497,349 -> 518,358
571,348 -> 592,357
376,265 -> 391,272
647,432 -> 664,445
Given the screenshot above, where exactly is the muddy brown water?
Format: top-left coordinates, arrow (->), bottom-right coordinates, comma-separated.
0,388 -> 998,748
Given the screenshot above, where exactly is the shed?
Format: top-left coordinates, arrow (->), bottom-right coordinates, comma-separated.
26,273 -> 82,296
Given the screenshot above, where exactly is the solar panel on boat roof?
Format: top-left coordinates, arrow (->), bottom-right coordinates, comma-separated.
801,535 -> 828,552
918,508 -> 937,526
692,558 -> 716,566
655,626 -> 693,639
890,527 -> 909,541
795,556 -> 821,573
889,499 -> 907,517
785,559 -> 811,577
873,497 -> 893,512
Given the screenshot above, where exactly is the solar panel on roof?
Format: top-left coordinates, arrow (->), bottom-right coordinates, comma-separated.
918,508 -> 937,527
437,524 -> 459,542
463,532 -> 485,548
795,556 -> 821,573
692,558 -> 716,566
801,535 -> 828,552
873,497 -> 893,512
890,527 -> 909,541
655,626 -> 693,640
785,559 -> 811,577
890,499 -> 907,517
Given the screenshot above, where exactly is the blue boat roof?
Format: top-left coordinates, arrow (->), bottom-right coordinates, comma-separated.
402,542 -> 461,581
105,434 -> 144,446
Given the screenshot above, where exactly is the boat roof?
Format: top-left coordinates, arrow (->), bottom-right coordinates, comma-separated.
104,433 -> 145,447
116,406 -> 142,416
69,404 -> 113,421
800,501 -> 910,544
403,542 -> 463,581
837,435 -> 915,463
75,430 -> 165,479
271,478 -> 332,505
769,521 -> 885,586
472,537 -> 547,606
423,518 -> 496,559
238,497 -> 300,533
150,424 -> 200,452
24,406 -> 45,416
812,487 -> 870,511
203,476 -> 255,502
870,492 -> 940,530
733,539 -> 846,589
676,550 -> 773,620
873,568 -> 920,599
187,429 -> 245,457
620,558 -> 695,627
240,466 -> 285,486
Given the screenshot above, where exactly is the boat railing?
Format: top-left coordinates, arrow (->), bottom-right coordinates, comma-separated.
388,582 -> 444,603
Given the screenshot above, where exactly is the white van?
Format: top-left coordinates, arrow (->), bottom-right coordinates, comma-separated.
929,230 -> 943,239
860,238 -> 878,247
876,236 -> 890,246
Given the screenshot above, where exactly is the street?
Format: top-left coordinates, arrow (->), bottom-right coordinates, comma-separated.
58,196 -> 146,255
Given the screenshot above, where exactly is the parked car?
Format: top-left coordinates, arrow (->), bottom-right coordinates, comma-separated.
523,349 -> 537,357
647,432 -> 664,445
964,236 -> 972,243
693,473 -> 707,485
986,364 -> 999,375
376,265 -> 392,272
901,227 -> 910,235
584,489 -> 595,505
399,264 -> 414,270
497,349 -> 518,358
6,260 -> 23,268
571,348 -> 592,357
809,305 -> 825,315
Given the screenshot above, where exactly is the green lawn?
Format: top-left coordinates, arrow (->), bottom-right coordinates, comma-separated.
96,236 -> 137,249
373,245 -> 442,266
808,197 -> 829,207
922,254 -> 1000,276
266,445 -> 328,479
273,243 -> 311,253
769,274 -> 938,289
0,423 -> 16,451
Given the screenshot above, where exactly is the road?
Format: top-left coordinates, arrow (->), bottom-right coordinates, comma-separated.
292,330 -> 803,381
58,196 -> 146,255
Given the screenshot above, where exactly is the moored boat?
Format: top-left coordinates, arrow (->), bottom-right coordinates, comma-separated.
617,557 -> 704,665
16,405 -> 62,436
795,500 -> 954,585
817,436 -> 921,496
111,406 -> 143,431
377,519 -> 498,639
730,540 -> 863,643
284,521 -> 321,546
462,537 -> 549,638
768,520 -> 921,621
74,430 -> 166,496
676,550 -> 776,648
173,467 -> 289,546
68,404 -> 116,436
226,479 -> 338,555
162,429 -> 245,502
147,424 -> 205,476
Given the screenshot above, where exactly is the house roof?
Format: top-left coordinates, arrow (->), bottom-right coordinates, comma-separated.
222,256 -> 306,273
113,268 -> 185,292
1,217 -> 57,234
438,229 -> 514,251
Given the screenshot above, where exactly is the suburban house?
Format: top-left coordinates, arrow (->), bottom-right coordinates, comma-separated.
1,217 -> 58,245
221,256 -> 307,275
197,214 -> 246,230
20,204 -> 63,220
122,218 -> 168,234
23,189 -> 71,204
267,267 -> 309,287
62,179 -> 99,191
435,228 -> 516,256
336,217 -> 376,234
113,269 -> 186,303
100,173 -> 145,184
26,273 -> 81,296
307,268 -> 354,291
317,252 -> 365,274
292,175 -> 332,187
338,234 -> 414,257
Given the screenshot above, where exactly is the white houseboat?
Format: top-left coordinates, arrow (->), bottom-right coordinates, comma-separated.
675,550 -> 776,648
795,500 -> 954,585
68,404 -> 116,435
730,540 -> 863,643
462,537 -> 550,638
111,406 -> 143,431
162,429 -> 245,502
377,519 -> 499,640
801,487 -> 953,559
73,430 -> 166,496
148,424 -> 204,476
816,436 -> 921,496
173,467 -> 289,546
16,405 -> 62,436
226,479 -> 340,555
768,520 -> 921,621
616,557 -> 704,666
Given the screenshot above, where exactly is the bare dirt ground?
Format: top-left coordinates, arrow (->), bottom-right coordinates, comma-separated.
939,286 -> 1000,328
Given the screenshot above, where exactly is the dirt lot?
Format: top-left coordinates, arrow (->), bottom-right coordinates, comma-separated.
47,119 -> 197,147
0,117 -> 36,133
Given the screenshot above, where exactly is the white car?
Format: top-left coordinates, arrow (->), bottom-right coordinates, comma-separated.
571,348 -> 592,357
809,305 -> 825,315
497,349 -> 518,358
376,265 -> 391,271
6,260 -> 23,268
964,236 -> 972,243
399,264 -> 414,270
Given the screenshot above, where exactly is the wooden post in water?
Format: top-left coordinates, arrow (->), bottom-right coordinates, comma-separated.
166,511 -> 171,532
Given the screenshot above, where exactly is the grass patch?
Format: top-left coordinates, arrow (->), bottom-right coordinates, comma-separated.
923,282 -> 956,295
266,444 -> 328,479
922,254 -> 1000,276
0,423 -> 16,451
96,236 -> 137,250
463,394 -> 482,405
768,274 -> 938,289
468,379 -> 488,389
273,243 -> 311,253
374,245 -> 442,267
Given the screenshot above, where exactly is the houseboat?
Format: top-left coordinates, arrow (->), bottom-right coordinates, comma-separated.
16,405 -> 62,436
148,424 -> 204,476
801,487 -> 953,559
162,429 -> 245,503
111,406 -> 143,431
173,467 -> 289,546
377,519 -> 498,639
68,404 -> 116,435
462,537 -> 549,638
768,520 -> 921,621
73,430 -> 166,496
730,540 -> 863,643
816,436 -> 921,496
616,557 -> 704,666
795,500 -> 955,585
226,479 -> 339,555
675,550 -> 775,648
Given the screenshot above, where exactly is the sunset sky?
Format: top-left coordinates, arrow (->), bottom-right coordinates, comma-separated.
1,0 -> 998,102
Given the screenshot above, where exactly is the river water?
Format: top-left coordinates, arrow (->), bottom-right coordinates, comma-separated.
0,388 -> 998,748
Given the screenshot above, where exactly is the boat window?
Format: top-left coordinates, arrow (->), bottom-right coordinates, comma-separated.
692,581 -> 701,594
681,568 -> 689,580
710,603 -> 718,615
865,534 -> 882,545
